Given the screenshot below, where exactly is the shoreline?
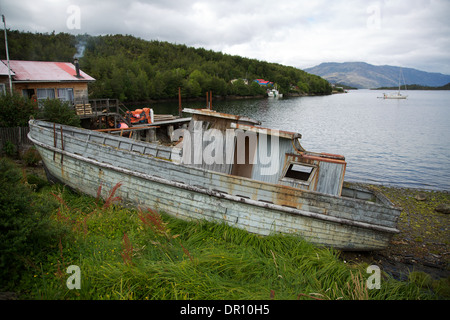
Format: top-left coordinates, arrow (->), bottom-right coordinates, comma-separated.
122,92 -> 316,107
341,182 -> 449,281
345,179 -> 449,193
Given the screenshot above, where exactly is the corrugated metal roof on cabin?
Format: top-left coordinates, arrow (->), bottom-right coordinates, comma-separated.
2,60 -> 95,82
0,60 -> 15,76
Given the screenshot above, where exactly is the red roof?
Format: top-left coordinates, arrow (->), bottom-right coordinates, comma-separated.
2,60 -> 95,82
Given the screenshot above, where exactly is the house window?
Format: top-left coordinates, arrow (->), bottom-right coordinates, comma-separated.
22,89 -> 35,99
284,163 -> 315,181
36,88 -> 55,100
57,88 -> 74,102
0,84 -> 5,95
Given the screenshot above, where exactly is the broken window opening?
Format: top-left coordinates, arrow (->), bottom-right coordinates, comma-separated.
285,163 -> 315,181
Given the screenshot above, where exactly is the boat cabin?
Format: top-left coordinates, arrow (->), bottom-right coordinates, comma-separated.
177,108 -> 347,196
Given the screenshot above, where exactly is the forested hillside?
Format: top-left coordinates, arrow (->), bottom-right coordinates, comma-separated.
0,30 -> 332,101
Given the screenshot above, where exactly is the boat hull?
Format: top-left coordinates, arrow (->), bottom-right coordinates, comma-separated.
383,93 -> 407,99
384,96 -> 407,99
29,120 -> 401,251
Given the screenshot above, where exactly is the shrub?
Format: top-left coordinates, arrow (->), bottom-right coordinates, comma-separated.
38,99 -> 81,127
0,158 -> 59,288
22,146 -> 41,166
25,174 -> 50,191
2,140 -> 17,157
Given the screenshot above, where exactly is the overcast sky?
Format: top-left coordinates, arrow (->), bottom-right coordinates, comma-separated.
1,0 -> 449,74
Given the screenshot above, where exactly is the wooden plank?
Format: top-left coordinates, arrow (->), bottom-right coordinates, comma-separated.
75,104 -> 92,115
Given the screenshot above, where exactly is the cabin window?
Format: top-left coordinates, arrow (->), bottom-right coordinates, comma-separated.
284,163 -> 315,181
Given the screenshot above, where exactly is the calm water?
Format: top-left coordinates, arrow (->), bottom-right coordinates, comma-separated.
151,90 -> 450,190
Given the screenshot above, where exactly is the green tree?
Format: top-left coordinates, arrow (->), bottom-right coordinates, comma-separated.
189,69 -> 210,94
208,77 -> 228,96
297,82 -> 310,94
182,78 -> 202,98
231,79 -> 250,96
135,70 -> 150,101
249,82 -> 266,95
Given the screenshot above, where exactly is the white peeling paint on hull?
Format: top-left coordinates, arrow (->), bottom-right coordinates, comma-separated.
35,145 -> 391,251
29,120 -> 400,251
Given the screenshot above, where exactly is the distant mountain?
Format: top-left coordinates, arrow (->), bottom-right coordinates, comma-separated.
304,62 -> 450,89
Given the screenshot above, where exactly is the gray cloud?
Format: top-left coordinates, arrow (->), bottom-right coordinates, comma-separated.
1,0 -> 449,74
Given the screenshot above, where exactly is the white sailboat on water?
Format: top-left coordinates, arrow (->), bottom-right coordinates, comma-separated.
383,68 -> 408,99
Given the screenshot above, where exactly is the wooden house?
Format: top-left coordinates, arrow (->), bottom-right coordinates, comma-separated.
0,59 -> 95,104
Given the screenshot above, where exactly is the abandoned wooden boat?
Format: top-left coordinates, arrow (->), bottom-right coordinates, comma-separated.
28,108 -> 401,251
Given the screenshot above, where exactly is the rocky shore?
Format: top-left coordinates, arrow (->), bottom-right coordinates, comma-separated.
341,183 -> 449,282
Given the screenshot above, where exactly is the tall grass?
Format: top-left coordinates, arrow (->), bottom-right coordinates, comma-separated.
16,183 -> 443,300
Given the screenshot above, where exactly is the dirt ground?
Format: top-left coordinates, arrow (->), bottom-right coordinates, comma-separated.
340,184 -> 450,281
